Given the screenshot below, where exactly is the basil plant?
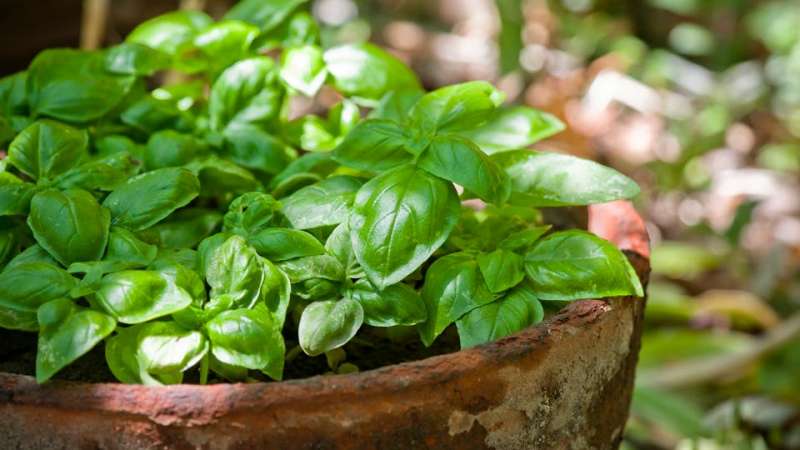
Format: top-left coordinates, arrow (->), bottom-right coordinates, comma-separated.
0,0 -> 642,384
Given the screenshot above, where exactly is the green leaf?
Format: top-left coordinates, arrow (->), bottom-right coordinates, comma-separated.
0,71 -> 28,117
455,283 -> 543,348
369,89 -> 424,122
418,135 -> 510,204
331,119 -> 412,172
497,226 -> 550,251
269,152 -> 336,190
136,321 -> 208,374
27,49 -> 135,123
194,20 -> 260,75
298,298 -> 363,356
0,173 -> 37,216
280,175 -> 363,229
477,249 -> 525,294
3,244 -> 58,270
223,192 -> 280,237
283,115 -> 337,152
120,95 -> 184,134
107,227 -> 158,266
524,230 -> 644,300
94,270 -> 194,323
325,222 -> 363,278
280,45 -> 327,97
0,262 -> 77,331
410,81 -> 504,133
205,235 -> 268,309
347,279 -> 426,327
36,298 -> 116,382
208,57 -> 283,132
54,152 -> 141,192
324,43 -> 420,102
142,208 -> 222,249
460,107 -> 564,154
126,10 -> 213,72
8,119 -> 88,182
102,167 -> 200,231
249,228 -> 325,261
186,155 -> 260,197
105,325 -> 144,384
222,124 -> 293,176
224,0 -> 309,32
277,254 -> 344,283
417,252 -> 495,346
350,165 -> 460,289
104,43 -> 171,76
492,150 -> 640,207
206,305 -> 285,376
144,130 -> 205,170
28,188 -> 110,266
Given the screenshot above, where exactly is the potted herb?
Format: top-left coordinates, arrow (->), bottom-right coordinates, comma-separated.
0,1 -> 648,449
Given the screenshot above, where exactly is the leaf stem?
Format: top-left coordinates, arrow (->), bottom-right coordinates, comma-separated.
199,352 -> 210,385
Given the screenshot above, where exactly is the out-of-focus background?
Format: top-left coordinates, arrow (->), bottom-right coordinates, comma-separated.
2,0 -> 799,448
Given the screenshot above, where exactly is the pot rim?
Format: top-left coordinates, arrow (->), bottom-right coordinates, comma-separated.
0,200 -> 650,423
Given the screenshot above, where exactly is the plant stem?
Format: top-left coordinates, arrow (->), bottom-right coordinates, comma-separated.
199,353 -> 210,385
80,0 -> 110,50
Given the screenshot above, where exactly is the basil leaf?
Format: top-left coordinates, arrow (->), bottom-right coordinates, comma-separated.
136,321 -> 208,375
144,130 -> 205,170
224,0 -> 309,32
0,173 -> 36,216
208,57 -> 283,132
410,81 -> 504,133
106,226 -> 158,267
94,270 -> 194,324
54,152 -> 141,192
331,119 -> 413,172
277,254 -> 344,283
455,283 -> 543,348
27,49 -> 135,122
8,119 -> 88,182
324,43 -> 420,102
268,152 -> 336,190
281,175 -> 363,229
369,88 -> 424,122
351,165 -> 460,289
325,222 -> 363,278
105,325 -> 145,384
249,228 -> 325,261
283,115 -> 338,152
222,124 -> 293,176
418,135 -> 510,204
120,95 -> 185,134
28,188 -> 110,266
186,155 -> 260,197
492,150 -> 640,207
298,298 -> 363,356
460,107 -> 565,154
126,10 -> 213,72
3,244 -> 58,271
104,43 -> 171,76
36,298 -> 116,382
142,208 -> 222,249
497,225 -> 551,251
280,45 -> 327,97
0,262 -> 78,331
193,20 -> 260,75
477,249 -> 525,294
103,167 -> 200,231
417,252 -> 495,346
0,71 -> 28,117
223,192 -> 281,237
205,235 -> 267,309
524,230 -> 644,300
347,279 -> 426,327
206,305 -> 285,377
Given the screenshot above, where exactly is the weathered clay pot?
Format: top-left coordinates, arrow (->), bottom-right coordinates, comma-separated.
0,200 -> 650,450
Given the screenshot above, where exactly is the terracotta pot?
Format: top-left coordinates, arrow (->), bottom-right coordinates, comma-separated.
0,201 -> 650,450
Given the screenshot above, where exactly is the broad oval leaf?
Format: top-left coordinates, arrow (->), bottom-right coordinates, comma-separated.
331,119 -> 412,172
8,119 -> 88,181
298,298 -> 363,356
94,270 -> 194,324
208,57 -> 283,132
418,135 -> 510,204
222,124 -> 293,176
410,81 -> 504,133
206,305 -> 285,375
27,49 -> 135,123
105,43 -> 171,76
205,235 -> 267,309
136,321 -> 208,374
102,167 -> 200,231
36,298 -> 116,382
417,252 -> 495,346
144,130 -> 205,170
324,43 -> 420,102
347,279 -> 426,327
28,188 -> 110,266
455,283 -> 543,348
492,150 -> 640,207
277,254 -> 344,283
249,228 -> 325,261
224,0 -> 309,32
477,249 -> 525,294
280,45 -> 327,97
461,106 -> 565,155
0,262 -> 77,331
281,175 -> 363,229
194,20 -> 260,74
223,192 -> 280,237
126,10 -> 212,72
0,173 -> 36,216
524,230 -> 644,300
350,165 -> 460,289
